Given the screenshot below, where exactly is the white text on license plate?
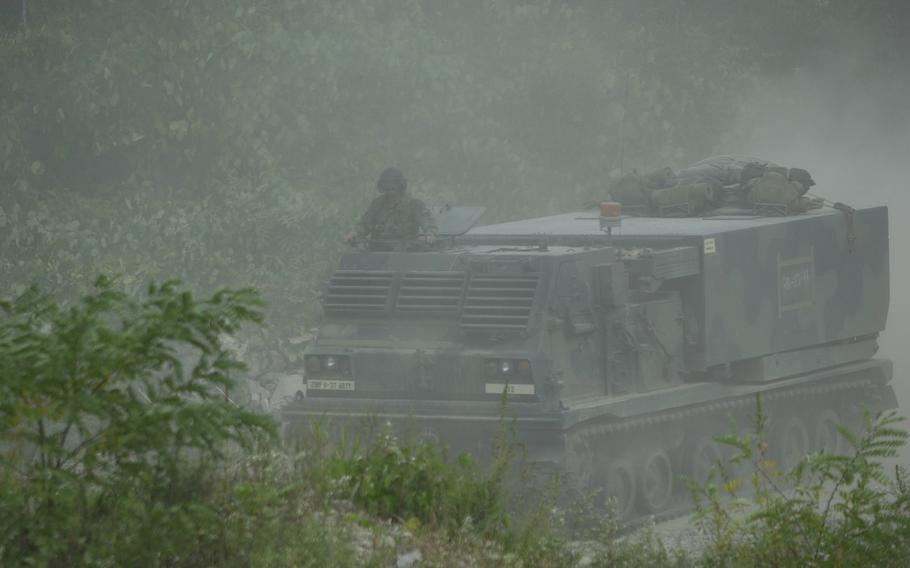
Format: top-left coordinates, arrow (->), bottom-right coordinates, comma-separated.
485,383 -> 535,396
307,379 -> 355,391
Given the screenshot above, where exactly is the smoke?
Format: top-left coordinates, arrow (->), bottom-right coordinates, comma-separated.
726,40 -> 910,456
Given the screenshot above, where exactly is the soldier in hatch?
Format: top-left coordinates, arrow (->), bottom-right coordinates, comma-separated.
344,167 -> 438,251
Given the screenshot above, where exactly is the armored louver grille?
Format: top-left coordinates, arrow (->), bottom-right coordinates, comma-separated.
396,271 -> 466,313
461,274 -> 539,331
324,270 -> 394,314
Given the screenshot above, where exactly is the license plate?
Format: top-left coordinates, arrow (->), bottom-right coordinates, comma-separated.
485,383 -> 535,396
307,379 -> 355,391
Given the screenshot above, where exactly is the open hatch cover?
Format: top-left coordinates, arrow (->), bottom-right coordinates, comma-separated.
432,205 -> 486,237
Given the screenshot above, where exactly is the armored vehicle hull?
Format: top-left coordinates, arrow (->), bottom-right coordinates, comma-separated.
284,206 -> 895,520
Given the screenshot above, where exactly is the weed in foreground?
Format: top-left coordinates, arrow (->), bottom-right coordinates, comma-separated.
691,396 -> 910,567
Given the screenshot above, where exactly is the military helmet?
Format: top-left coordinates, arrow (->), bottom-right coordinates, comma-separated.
377,167 -> 407,192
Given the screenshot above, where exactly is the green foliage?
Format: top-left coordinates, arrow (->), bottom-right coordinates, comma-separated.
3,2 -> 908,564
0,277 -> 276,566
294,410 -> 522,537
192,448 -> 372,568
692,398 -> 910,567
325,430 -> 508,532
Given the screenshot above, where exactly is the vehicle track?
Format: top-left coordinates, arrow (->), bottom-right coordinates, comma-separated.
565,373 -> 889,527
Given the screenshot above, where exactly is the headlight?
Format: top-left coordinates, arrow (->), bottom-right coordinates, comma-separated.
305,354 -> 349,375
484,358 -> 532,378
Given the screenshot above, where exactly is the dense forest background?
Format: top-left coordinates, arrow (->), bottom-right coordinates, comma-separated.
1,0 -> 908,358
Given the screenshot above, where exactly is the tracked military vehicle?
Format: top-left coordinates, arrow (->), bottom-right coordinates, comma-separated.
283,198 -> 895,520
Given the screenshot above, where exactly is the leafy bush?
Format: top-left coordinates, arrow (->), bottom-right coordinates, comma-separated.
325,430 -> 508,532
693,398 -> 910,567
0,277 -> 276,566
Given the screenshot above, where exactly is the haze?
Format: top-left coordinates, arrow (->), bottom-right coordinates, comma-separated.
1,1 -> 908,443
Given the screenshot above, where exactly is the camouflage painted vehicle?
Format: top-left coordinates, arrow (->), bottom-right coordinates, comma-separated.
283,201 -> 895,520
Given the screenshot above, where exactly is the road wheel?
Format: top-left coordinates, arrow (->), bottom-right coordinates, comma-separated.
814,409 -> 847,455
603,459 -> 637,520
640,449 -> 674,513
690,437 -> 723,484
774,415 -> 810,471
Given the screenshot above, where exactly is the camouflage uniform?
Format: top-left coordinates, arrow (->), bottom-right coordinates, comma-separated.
677,155 -> 781,189
351,168 -> 437,250
353,191 -> 437,243
608,166 -> 677,208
